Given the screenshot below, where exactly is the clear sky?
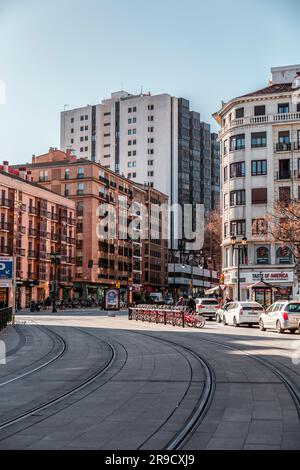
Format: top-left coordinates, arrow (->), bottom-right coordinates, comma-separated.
0,0 -> 299,165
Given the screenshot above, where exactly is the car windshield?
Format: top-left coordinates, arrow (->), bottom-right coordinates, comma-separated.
241,304 -> 264,311
286,303 -> 300,313
201,300 -> 219,305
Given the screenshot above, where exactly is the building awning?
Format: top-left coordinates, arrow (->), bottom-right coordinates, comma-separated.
205,285 -> 221,295
248,280 -> 278,290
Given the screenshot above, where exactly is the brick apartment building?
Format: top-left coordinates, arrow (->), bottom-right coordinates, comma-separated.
0,163 -> 76,308
20,149 -> 168,301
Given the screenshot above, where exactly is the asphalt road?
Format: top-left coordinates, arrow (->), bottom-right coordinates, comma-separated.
0,311 -> 299,450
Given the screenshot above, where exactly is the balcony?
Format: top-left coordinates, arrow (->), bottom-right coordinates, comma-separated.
28,206 -> 37,215
0,222 -> 11,231
77,190 -> 84,196
61,234 -> 68,243
0,198 -> 11,209
76,257 -> 83,266
275,143 -> 291,152
277,171 -> 291,180
99,175 -> 109,185
51,233 -> 58,242
67,237 -> 76,245
0,246 -> 11,255
19,226 -> 26,234
67,217 -> 76,226
28,228 -> 37,237
16,248 -> 26,256
51,212 -> 59,221
39,176 -> 49,182
28,250 -> 37,259
76,240 -> 83,249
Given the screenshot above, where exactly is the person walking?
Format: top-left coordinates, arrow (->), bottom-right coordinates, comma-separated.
187,296 -> 196,312
176,297 -> 185,307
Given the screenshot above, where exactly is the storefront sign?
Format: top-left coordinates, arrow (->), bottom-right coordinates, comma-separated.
0,257 -> 13,280
223,271 -> 294,285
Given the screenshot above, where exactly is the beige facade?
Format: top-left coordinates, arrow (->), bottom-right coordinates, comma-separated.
0,163 -> 76,308
22,150 -> 168,300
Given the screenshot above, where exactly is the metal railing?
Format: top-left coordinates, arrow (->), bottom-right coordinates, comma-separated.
0,307 -> 12,331
128,305 -> 206,329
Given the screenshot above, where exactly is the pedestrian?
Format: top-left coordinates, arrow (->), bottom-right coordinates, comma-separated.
176,297 -> 185,307
187,296 -> 196,312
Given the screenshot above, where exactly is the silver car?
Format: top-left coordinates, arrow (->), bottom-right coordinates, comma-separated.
259,301 -> 300,334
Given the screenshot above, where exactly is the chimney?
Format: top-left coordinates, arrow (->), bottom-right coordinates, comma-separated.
3,161 -> 9,173
18,167 -> 27,180
32,154 -> 36,164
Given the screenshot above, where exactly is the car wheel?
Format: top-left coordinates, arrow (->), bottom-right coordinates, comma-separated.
259,319 -> 266,332
215,314 -> 220,323
233,317 -> 239,327
222,316 -> 227,325
290,330 -> 297,334
276,320 -> 284,334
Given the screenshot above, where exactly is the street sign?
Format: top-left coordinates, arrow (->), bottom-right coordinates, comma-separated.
0,257 -> 13,280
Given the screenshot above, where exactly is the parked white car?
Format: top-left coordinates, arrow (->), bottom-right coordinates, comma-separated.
259,301 -> 300,334
222,301 -> 264,327
195,298 -> 220,319
215,303 -> 230,323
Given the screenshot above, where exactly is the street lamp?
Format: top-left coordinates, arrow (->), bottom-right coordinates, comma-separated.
50,252 -> 61,313
230,235 -> 247,301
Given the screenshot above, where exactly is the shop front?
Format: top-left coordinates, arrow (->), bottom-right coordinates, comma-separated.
223,270 -> 297,304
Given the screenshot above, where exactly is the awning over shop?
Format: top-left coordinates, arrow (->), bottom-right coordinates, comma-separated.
205,285 -> 221,295
248,280 -> 278,290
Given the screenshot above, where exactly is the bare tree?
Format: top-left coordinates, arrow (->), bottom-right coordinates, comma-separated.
267,199 -> 300,259
203,211 -> 222,272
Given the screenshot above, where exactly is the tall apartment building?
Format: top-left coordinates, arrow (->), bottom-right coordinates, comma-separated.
21,149 -> 168,300
214,64 -> 300,302
0,162 -> 76,308
211,133 -> 221,210
61,91 -> 220,248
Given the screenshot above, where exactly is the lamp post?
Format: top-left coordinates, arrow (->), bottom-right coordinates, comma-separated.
230,235 -> 247,301
50,252 -> 61,313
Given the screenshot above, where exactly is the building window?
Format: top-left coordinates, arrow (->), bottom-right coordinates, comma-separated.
230,220 -> 246,236
128,108 -> 132,113
132,129 -> 136,134
77,167 -> 84,179
230,190 -> 246,206
148,138 -> 154,143
71,128 -> 74,134
251,132 -> 267,148
133,107 -> 136,112
148,116 -> 154,121
252,160 -> 267,176
132,172 -> 136,178
65,169 -> 70,180
104,122 -> 110,127
77,183 -> 84,195
85,126 -> 88,130
235,107 -> 244,119
133,140 -> 136,145
230,134 -> 245,151
128,129 -> 132,135
278,159 -> 290,179
80,137 -> 84,142
256,246 -> 270,265
80,147 -> 83,152
224,166 -> 228,182
127,173 -> 132,179
224,223 -> 229,238
148,105 -> 154,110
279,186 -> 291,204
230,161 -> 245,178
85,115 -> 88,120
104,112 -> 111,116
252,219 -> 268,235
80,116 -> 84,121
297,103 -> 300,112
133,117 -> 137,123
85,136 -> 88,141
148,127 -> 154,132
254,105 -> 266,116
128,151 -> 132,157
128,140 -> 132,146
71,138 -> 74,144
276,246 -> 293,264
85,147 -> 88,151
80,126 -> 84,131
128,118 -> 132,124
133,150 -> 136,156
148,149 -> 154,155
223,139 -> 228,155
148,171 -> 154,177
252,188 -> 267,204
224,193 -> 228,209
103,154 -> 110,158
148,160 -> 154,166
64,184 -> 69,196
278,103 -> 289,114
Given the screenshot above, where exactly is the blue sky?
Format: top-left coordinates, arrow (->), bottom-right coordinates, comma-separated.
0,0 -> 299,164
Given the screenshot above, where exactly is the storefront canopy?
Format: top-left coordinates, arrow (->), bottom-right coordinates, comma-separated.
248,280 -> 278,290
205,286 -> 221,295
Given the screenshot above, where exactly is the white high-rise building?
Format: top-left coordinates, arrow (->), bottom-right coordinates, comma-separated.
61,91 -> 220,250
214,64 -> 300,303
